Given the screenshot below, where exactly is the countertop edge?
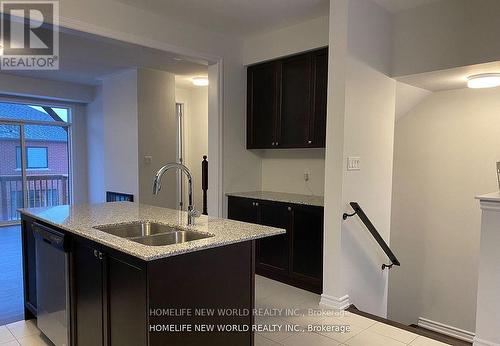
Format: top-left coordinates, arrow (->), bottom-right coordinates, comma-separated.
226,191 -> 324,207
19,209 -> 285,262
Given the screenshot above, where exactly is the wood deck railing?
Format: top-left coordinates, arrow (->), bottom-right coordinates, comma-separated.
0,175 -> 68,221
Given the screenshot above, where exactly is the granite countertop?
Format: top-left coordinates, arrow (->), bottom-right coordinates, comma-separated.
226,191 -> 324,207
19,202 -> 284,261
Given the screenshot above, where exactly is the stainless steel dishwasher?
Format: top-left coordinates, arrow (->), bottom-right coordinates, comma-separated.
33,222 -> 70,346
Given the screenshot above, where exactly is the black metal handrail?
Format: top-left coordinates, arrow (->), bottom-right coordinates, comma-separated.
343,202 -> 400,270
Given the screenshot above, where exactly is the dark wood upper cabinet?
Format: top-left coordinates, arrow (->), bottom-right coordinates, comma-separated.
278,54 -> 312,147
247,61 -> 279,149
247,47 -> 328,149
310,49 -> 328,148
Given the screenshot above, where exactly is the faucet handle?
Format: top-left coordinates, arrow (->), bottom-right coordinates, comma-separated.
189,208 -> 201,218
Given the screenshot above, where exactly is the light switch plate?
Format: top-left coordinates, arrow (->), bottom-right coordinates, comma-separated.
497,162 -> 500,190
347,157 -> 361,171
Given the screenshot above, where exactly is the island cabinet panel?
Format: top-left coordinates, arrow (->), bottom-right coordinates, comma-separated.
228,196 -> 323,294
147,241 -> 255,346
72,240 -> 104,346
107,255 -> 147,346
21,218 -> 37,318
246,47 -> 328,149
72,238 -> 148,346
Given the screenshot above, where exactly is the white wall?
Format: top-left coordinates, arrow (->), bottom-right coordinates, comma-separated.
71,103 -> 89,204
176,86 -> 209,210
388,87 -> 500,332
86,85 -> 104,203
241,14 -> 330,197
242,15 -> 329,66
59,0 -> 264,216
393,0 -> 500,76
137,69 -> 177,208
322,0 -> 396,316
261,150 -> 325,196
0,73 -> 95,103
101,70 -> 139,199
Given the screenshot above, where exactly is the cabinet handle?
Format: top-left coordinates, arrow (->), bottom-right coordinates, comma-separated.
271,142 -> 275,146
275,142 -> 279,146
98,252 -> 103,260
288,207 -> 292,211
255,202 -> 259,207
93,249 -> 98,258
308,140 -> 312,144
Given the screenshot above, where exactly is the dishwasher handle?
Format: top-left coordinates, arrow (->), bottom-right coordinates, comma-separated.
33,222 -> 69,252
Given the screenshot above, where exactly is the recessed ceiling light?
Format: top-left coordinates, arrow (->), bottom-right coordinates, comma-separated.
467,73 -> 500,89
192,77 -> 209,86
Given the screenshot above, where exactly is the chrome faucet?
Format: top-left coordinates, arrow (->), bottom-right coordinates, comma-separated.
153,163 -> 200,226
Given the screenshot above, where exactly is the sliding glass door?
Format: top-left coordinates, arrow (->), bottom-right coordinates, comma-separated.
0,102 -> 71,225
0,124 -> 23,222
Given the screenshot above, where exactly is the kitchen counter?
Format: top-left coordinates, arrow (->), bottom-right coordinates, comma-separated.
19,201 -> 284,261
226,190 -> 324,207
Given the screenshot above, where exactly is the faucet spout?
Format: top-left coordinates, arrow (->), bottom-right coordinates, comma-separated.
152,163 -> 200,226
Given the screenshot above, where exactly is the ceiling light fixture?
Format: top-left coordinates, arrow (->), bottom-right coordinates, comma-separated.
192,77 -> 209,87
467,73 -> 500,89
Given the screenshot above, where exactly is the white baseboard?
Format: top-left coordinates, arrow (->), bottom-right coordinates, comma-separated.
473,337 -> 500,346
418,317 -> 475,343
319,294 -> 350,310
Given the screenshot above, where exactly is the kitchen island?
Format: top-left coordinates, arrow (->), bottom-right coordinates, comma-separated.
20,202 -> 284,346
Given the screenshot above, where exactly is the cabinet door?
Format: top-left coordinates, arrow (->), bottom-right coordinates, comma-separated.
290,206 -> 323,290
21,219 -> 37,316
256,201 -> 290,274
247,62 -> 279,149
309,48 -> 328,148
73,240 -> 104,346
278,53 -> 312,148
106,255 -> 147,346
227,196 -> 259,223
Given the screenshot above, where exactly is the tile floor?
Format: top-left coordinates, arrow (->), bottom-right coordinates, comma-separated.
254,275 -> 450,346
0,275 -> 451,346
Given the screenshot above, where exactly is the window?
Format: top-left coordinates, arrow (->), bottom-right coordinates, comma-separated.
16,146 -> 49,169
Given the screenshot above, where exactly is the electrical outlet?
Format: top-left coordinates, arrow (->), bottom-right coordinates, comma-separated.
347,157 -> 361,171
144,155 -> 153,164
304,172 -> 310,182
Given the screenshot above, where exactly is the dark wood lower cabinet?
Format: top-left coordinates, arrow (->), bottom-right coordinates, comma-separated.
228,196 -> 323,294
256,201 -> 290,275
21,215 -> 255,346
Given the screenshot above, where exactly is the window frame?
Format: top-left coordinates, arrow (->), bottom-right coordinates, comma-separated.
16,146 -> 49,170
0,96 -> 74,222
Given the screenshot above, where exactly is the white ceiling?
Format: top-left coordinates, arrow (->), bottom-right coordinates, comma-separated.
3,29 -> 208,86
397,61 -> 500,92
115,0 -> 329,37
371,0 -> 443,13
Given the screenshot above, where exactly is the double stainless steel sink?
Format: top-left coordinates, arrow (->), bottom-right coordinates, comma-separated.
94,222 -> 214,246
